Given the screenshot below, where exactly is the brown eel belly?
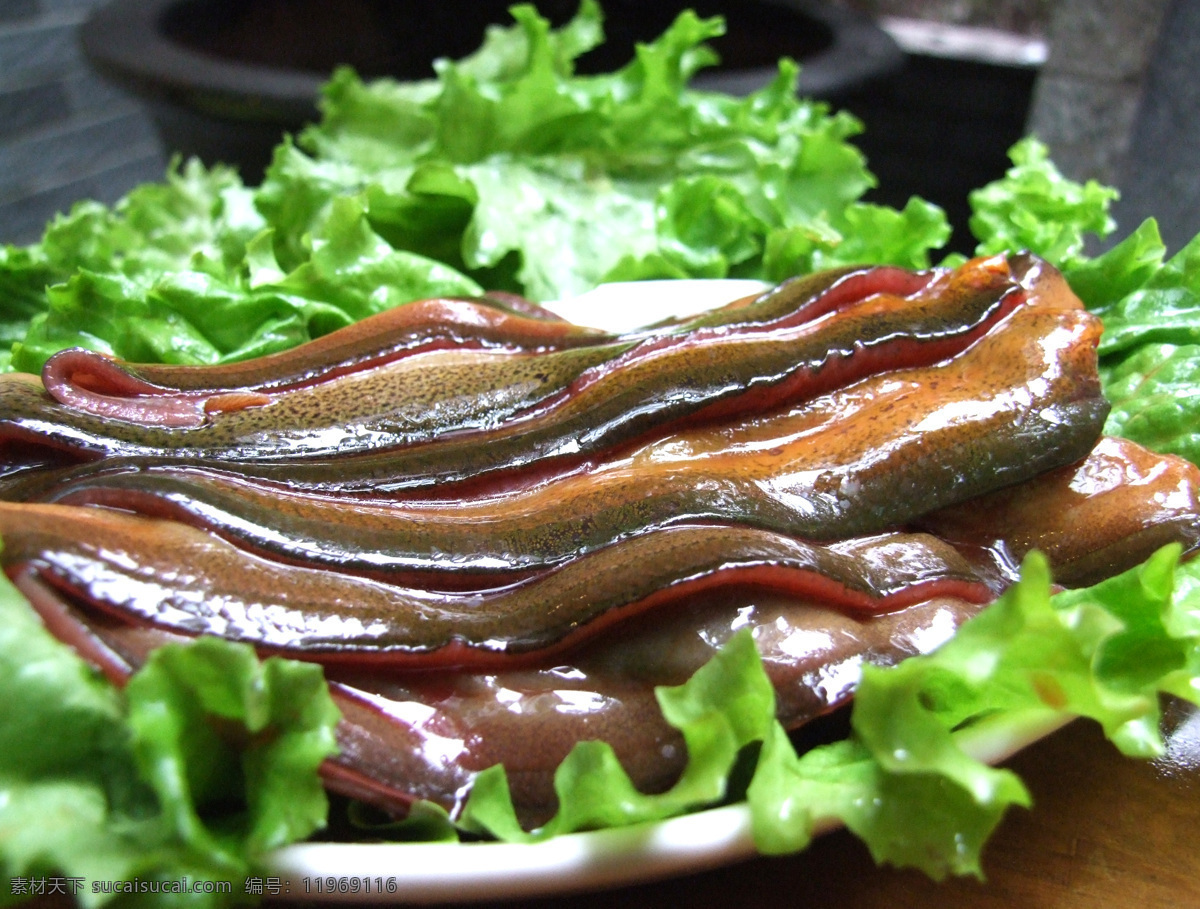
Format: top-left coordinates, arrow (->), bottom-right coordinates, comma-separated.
12,568 -> 984,828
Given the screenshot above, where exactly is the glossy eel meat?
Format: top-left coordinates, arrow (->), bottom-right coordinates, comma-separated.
25,293 -> 1106,586
5,254 -> 1044,493
2,254 -> 1198,828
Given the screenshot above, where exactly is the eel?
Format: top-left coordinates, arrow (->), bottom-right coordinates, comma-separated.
0,503 -> 993,665
917,435 -> 1200,587
2,254 -> 1043,494
32,300 -> 1109,581
38,292 -> 608,426
37,265 -> 926,412
3,437 -> 1195,668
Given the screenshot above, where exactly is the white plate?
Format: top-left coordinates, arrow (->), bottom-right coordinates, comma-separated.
265,712 -> 1074,904
541,279 -> 770,332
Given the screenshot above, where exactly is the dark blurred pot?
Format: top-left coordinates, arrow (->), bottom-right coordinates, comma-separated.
80,0 -> 902,181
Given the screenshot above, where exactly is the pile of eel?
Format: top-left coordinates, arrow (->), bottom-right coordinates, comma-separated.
1,251 -> 1198,827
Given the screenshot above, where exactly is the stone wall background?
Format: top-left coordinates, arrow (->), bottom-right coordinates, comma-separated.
1026,0 -> 1170,187
0,0 -> 165,245
1103,0 -> 1200,254
843,0 -> 1198,253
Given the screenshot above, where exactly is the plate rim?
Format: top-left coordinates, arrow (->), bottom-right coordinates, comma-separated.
264,711 -> 1075,903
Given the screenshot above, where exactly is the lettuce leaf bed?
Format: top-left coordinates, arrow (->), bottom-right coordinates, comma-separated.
0,566 -> 340,908
0,0 -> 951,375
2,3 -> 1200,905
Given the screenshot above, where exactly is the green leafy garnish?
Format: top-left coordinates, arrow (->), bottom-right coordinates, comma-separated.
0,1 -> 953,373
796,545 -> 1198,874
460,629 -> 773,841
264,0 -> 951,298
967,137 -> 1118,271
6,178 -> 480,373
0,565 -> 340,907
1101,342 -> 1200,465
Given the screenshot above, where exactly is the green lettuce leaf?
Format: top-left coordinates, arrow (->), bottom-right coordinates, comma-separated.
0,245 -> 52,368
967,137 -> 1118,270
786,544 -> 1198,875
1059,217 -> 1167,313
2,2 -> 952,371
7,186 -> 480,374
1101,342 -> 1200,465
1091,230 -> 1200,358
613,547 -> 1199,875
240,1 -> 952,300
0,160 -> 261,373
1051,219 -> 1200,465
0,562 -> 340,907
459,628 -> 774,840
746,728 -> 1028,877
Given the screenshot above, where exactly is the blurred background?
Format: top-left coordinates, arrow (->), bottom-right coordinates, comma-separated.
0,0 -> 166,244
1,0 -> 1195,253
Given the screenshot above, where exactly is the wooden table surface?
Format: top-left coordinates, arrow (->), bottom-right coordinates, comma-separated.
422,701 -> 1200,909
